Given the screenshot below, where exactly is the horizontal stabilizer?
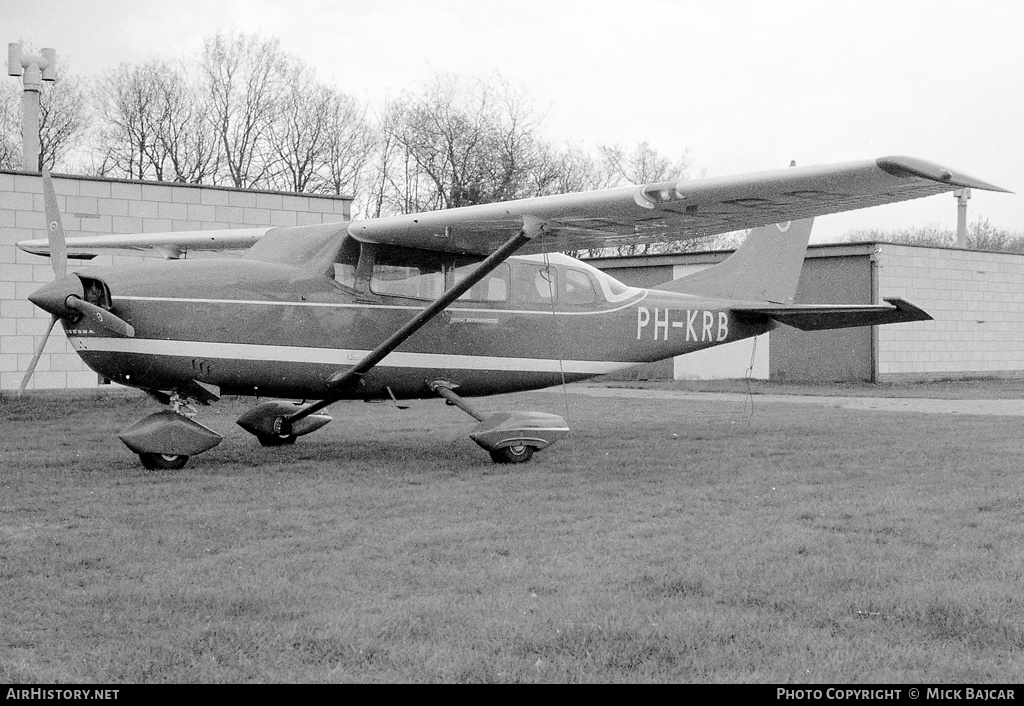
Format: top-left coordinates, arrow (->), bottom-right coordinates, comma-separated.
735,297 -> 931,331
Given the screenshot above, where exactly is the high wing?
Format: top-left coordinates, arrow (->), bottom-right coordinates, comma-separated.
17,155 -> 1009,260
348,156 -> 1009,256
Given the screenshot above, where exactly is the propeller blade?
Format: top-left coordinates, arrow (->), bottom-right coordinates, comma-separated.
41,169 -> 67,278
66,297 -> 135,338
17,314 -> 59,396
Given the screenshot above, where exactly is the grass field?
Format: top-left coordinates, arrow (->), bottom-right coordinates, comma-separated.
2,381 -> 1023,683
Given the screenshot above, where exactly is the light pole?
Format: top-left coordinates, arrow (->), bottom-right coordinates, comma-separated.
7,42 -> 57,172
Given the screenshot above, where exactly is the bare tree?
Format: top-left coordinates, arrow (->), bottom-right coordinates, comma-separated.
527,141 -> 602,197
361,103 -> 402,218
268,61 -> 333,193
267,60 -> 374,198
479,76 -> 547,203
201,31 -> 288,188
155,64 -> 221,183
94,59 -> 219,182
321,90 -> 375,198
597,140 -> 691,187
37,68 -> 89,171
94,61 -> 166,179
367,73 -> 556,216
394,75 -> 493,210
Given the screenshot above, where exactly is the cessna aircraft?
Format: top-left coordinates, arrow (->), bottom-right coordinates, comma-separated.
16,156 -> 1008,470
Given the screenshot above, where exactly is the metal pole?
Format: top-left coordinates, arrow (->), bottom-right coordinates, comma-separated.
20,63 -> 41,170
955,188 -> 971,248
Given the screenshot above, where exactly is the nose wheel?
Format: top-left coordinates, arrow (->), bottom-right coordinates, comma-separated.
119,404 -> 223,471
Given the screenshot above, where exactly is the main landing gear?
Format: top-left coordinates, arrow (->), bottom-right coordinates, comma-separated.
430,381 -> 569,464
236,400 -> 332,446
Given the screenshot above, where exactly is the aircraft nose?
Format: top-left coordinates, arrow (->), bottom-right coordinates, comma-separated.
28,274 -> 85,319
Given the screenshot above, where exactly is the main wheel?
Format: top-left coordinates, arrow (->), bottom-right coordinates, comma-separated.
489,444 -> 535,464
256,432 -> 297,447
139,452 -> 189,470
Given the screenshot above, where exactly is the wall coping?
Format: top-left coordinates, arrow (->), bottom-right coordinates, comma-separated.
0,168 -> 353,203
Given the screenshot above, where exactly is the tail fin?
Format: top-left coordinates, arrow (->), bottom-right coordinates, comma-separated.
654,218 -> 814,304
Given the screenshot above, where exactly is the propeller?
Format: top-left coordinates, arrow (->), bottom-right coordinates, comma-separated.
18,170 -> 133,395
18,170 -> 66,395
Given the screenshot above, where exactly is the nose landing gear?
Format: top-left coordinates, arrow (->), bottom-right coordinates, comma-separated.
119,404 -> 222,472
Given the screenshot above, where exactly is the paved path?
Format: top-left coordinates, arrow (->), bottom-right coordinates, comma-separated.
545,385 -> 1024,417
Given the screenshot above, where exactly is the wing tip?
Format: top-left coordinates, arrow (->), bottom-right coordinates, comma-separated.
876,156 -> 1011,193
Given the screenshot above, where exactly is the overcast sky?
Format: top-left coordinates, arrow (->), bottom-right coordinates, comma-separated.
4,0 -> 1021,242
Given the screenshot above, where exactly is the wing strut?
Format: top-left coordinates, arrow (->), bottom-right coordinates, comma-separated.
284,216 -> 548,429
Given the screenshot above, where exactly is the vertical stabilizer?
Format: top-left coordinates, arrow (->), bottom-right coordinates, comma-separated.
654,218 -> 814,304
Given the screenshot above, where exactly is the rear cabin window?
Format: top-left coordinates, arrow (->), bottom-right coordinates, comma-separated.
455,263 -> 511,302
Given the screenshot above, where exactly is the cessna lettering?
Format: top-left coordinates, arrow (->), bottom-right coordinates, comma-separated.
637,306 -> 728,342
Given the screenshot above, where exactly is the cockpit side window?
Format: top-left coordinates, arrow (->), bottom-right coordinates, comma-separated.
561,268 -> 598,305
371,262 -> 445,299
365,245 -> 447,300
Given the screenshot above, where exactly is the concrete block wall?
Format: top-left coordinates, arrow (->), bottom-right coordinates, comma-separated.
1,170 -> 352,391
875,244 -> 1024,380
